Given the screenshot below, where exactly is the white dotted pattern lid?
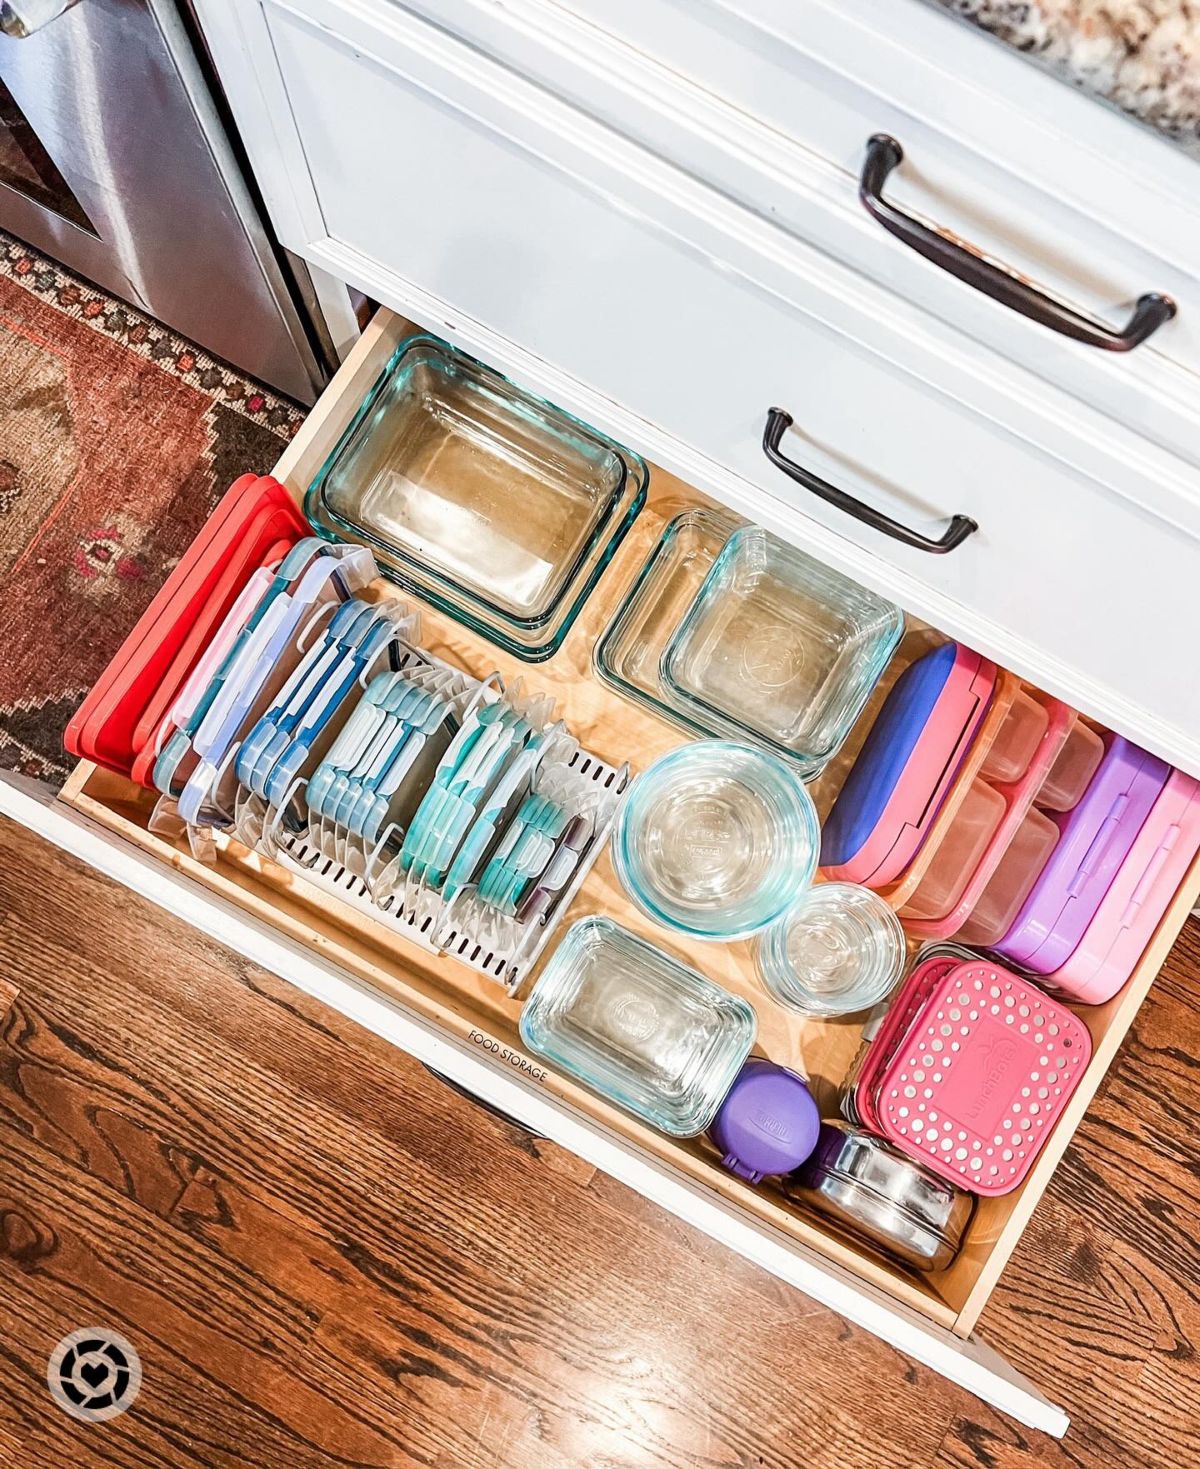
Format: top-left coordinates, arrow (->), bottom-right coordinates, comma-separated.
875,961 -> 1092,1196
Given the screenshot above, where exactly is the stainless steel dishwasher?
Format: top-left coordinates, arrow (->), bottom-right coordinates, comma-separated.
0,0 -> 349,402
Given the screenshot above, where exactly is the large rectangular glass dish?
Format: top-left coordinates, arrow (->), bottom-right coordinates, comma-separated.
306,334 -> 646,660
661,526 -> 904,778
519,916 -> 756,1136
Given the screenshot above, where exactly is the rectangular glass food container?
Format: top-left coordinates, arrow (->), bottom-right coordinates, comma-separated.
519,915 -> 757,1136
596,507 -> 887,779
306,334 -> 646,660
594,506 -> 745,732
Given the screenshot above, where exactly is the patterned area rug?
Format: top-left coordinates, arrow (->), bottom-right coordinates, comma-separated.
0,230 -> 306,784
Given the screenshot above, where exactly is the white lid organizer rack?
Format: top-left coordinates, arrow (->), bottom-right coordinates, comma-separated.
156,612 -> 629,996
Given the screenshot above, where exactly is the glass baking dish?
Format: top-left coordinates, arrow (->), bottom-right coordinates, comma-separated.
594,506 -> 748,734
661,526 -> 904,779
595,508 -> 898,780
306,334 -> 646,660
519,916 -> 756,1135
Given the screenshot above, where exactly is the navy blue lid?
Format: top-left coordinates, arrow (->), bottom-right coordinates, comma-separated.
820,643 -> 959,867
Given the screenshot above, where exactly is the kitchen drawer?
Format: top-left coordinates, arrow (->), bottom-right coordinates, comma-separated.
5,309 -> 1199,1437
192,0 -> 1200,775
398,0 -> 1200,469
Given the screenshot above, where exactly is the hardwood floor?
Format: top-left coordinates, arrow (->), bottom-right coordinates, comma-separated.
1,814 -> 1197,1469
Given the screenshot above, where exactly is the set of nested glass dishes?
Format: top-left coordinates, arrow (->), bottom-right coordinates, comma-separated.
597,510 -> 907,1013
520,512 -> 910,1137
607,740 -> 905,1011
307,333 -> 647,661
596,511 -> 904,780
520,744 -> 906,1142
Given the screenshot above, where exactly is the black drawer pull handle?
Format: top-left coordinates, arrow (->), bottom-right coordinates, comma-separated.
860,134 -> 1175,352
763,408 -> 977,555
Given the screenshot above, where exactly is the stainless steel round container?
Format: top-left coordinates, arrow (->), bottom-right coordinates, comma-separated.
785,1120 -> 974,1272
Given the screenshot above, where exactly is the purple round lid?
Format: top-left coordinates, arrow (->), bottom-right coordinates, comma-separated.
707,1059 -> 821,1183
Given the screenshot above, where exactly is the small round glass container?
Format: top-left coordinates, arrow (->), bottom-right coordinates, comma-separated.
612,741 -> 819,941
755,882 -> 905,1016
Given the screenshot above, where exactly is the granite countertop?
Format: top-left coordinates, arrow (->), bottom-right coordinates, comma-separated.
930,1 -> 1200,155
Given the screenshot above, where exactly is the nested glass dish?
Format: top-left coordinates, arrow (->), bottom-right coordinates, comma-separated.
519,916 -> 757,1136
660,526 -> 904,779
594,507 -> 750,732
755,882 -> 905,1017
306,334 -> 647,660
612,741 -> 820,941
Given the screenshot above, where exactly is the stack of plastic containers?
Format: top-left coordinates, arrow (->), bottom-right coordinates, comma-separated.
1040,767 -> 1200,1002
840,952 -> 1092,1194
821,643 -> 1000,892
817,635 -> 1200,1003
65,474 -> 311,783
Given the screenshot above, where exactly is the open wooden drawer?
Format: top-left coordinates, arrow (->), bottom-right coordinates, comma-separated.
7,309 -> 1200,1438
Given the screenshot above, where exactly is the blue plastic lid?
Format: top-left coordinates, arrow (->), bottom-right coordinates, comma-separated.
821,643 -> 960,867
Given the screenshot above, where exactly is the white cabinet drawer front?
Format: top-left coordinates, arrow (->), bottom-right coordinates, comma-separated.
435,0 -> 1200,466
210,0 -> 1200,773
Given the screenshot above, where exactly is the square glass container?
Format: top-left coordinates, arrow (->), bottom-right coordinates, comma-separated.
661,526 -> 904,778
595,508 -> 830,771
306,334 -> 647,660
519,916 -> 757,1136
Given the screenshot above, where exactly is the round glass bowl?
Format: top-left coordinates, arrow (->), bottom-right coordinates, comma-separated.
756,882 -> 905,1016
612,741 -> 819,941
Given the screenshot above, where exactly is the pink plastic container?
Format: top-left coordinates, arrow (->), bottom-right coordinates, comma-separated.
902,695 -> 1074,940
957,807 -> 1060,948
849,955 -> 960,1133
979,689 -> 1049,785
820,644 -> 997,888
1042,770 -> 1200,1004
900,779 -> 1006,922
874,959 -> 1092,1196
1037,721 -> 1105,812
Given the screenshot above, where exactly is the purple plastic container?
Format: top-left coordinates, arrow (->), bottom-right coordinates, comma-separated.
995,733 -> 1169,974
706,1059 -> 821,1183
